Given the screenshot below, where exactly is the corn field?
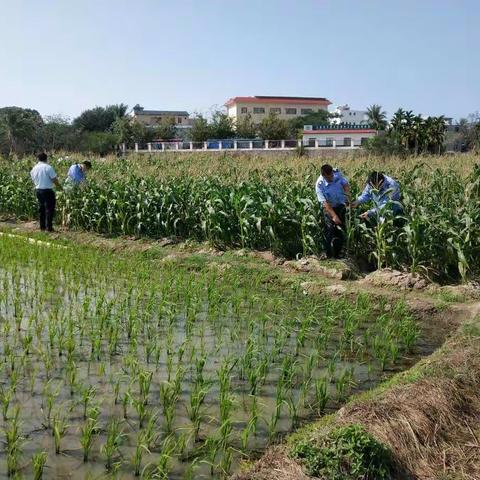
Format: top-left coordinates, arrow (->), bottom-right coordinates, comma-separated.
1,154 -> 479,280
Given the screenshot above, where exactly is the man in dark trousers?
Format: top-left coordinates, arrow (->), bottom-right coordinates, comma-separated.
30,152 -> 62,231
315,164 -> 350,258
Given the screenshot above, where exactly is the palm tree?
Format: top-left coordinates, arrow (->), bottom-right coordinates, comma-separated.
366,104 -> 387,130
431,116 -> 446,154
390,108 -> 406,132
391,109 -> 412,149
108,103 -> 128,119
411,115 -> 424,155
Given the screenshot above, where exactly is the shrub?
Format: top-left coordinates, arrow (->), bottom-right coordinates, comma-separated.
364,133 -> 407,157
291,424 -> 392,480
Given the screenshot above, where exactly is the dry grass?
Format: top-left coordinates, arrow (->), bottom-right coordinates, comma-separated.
232,446 -> 310,480
339,377 -> 480,479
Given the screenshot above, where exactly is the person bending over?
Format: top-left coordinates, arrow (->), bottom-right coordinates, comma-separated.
65,160 -> 92,189
352,171 -> 402,222
315,164 -> 350,258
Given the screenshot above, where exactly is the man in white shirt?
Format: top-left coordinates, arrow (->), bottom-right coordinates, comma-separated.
30,153 -> 62,231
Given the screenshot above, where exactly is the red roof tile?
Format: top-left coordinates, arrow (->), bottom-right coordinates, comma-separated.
225,96 -> 331,107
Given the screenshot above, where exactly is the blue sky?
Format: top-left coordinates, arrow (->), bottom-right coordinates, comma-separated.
0,0 -> 478,120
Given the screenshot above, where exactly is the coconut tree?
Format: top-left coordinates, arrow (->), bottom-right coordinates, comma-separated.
431,116 -> 447,154
366,104 -> 387,130
411,115 -> 424,155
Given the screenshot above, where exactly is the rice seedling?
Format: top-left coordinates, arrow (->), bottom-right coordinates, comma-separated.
0,384 -> 13,421
5,406 -> 25,476
52,412 -> 69,454
101,417 -> 125,472
132,430 -> 150,476
80,409 -> 99,462
314,376 -> 330,415
32,451 -> 48,480
154,434 -> 177,479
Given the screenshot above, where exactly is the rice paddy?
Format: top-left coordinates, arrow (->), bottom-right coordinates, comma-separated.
0,231 -> 442,479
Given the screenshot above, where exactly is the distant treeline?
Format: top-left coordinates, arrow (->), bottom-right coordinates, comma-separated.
0,103 -> 478,157
0,104 -> 333,157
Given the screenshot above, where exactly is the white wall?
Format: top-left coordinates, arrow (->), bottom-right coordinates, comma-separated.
303,130 -> 376,146
331,105 -> 369,125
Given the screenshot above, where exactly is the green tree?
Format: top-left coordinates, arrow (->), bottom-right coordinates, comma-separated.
287,110 -> 331,138
153,117 -> 177,140
79,131 -> 117,156
257,113 -> 289,140
364,133 -> 407,156
209,111 -> 235,139
189,115 -> 211,142
112,117 -> 154,147
39,115 -> 75,151
73,104 -> 128,132
289,110 -> 330,129
427,116 -> 446,154
366,105 -> 388,130
235,113 -> 257,138
367,108 -> 447,156
0,107 -> 43,155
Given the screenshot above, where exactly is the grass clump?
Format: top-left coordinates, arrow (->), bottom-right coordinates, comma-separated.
291,424 -> 392,480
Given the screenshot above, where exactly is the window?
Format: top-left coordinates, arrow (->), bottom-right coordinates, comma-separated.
285,108 -> 297,115
326,137 -> 333,147
270,107 -> 281,114
343,137 -> 352,146
301,108 -> 313,115
177,117 -> 182,124
253,107 -> 265,114
361,137 -> 369,146
241,107 -> 248,114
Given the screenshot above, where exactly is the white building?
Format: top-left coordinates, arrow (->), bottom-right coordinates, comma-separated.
303,124 -> 377,148
331,105 -> 369,125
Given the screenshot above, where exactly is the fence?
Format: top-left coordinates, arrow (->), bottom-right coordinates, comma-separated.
124,138 -> 366,153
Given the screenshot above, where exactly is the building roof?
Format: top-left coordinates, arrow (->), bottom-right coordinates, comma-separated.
225,96 -> 331,107
133,109 -> 189,116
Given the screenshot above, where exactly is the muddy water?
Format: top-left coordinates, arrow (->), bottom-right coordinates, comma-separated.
0,264 -> 446,480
